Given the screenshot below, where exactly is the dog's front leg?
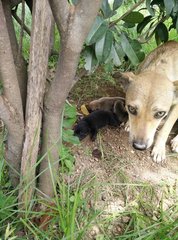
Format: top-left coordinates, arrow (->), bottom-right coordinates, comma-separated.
151,104 -> 178,163
171,134 -> 178,152
90,127 -> 97,141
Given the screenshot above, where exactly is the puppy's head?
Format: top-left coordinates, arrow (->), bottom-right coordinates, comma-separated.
114,71 -> 177,150
113,99 -> 128,123
74,120 -> 90,141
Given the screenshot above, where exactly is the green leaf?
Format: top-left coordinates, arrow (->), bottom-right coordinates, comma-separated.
176,17 -> 178,33
120,34 -> 139,65
154,22 -> 168,44
137,15 -> 153,33
69,0 -> 79,5
95,30 -> 113,63
113,0 -> 123,11
123,22 -> 135,28
60,145 -> 75,172
130,39 -> 142,52
65,159 -> 74,172
128,39 -> 145,62
63,103 -> 77,128
146,0 -> 155,16
115,42 -> 125,59
164,0 -> 174,15
63,118 -> 76,128
86,16 -> 108,45
84,48 -> 98,72
155,31 -> 161,46
101,0 -> 112,18
95,35 -> 105,62
172,1 -> 178,17
64,103 -> 77,119
136,51 -> 145,62
62,129 -> 80,144
111,45 -> 122,66
122,11 -> 144,24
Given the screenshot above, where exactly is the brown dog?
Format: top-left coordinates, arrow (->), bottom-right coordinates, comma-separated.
113,41 -> 178,163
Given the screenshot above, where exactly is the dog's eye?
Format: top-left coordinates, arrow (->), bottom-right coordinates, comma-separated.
128,105 -> 137,115
154,111 -> 166,119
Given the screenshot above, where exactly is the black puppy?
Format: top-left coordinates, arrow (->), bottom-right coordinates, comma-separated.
74,110 -> 120,141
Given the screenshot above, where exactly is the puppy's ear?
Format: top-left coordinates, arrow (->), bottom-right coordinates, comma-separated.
173,81 -> 178,104
113,99 -> 128,123
112,72 -> 135,92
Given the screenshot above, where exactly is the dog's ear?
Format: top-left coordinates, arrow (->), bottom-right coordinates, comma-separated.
173,81 -> 178,104
112,72 -> 135,92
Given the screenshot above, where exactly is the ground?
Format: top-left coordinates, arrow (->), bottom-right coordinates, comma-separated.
68,69 -> 178,239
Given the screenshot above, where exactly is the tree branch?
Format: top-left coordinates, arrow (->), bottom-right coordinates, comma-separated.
17,0 -> 25,63
67,0 -> 102,52
12,7 -> 31,36
19,0 -> 53,207
0,1 -> 24,186
2,1 -> 28,111
109,0 -> 145,28
10,0 -> 22,8
0,1 -> 23,117
48,0 -> 69,34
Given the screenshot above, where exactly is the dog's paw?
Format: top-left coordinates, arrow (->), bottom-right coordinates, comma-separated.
171,135 -> 178,152
151,145 -> 166,163
124,121 -> 130,132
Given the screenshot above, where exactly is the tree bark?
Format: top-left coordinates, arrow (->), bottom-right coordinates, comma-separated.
19,0 -> 53,206
38,0 -> 102,197
0,1 -> 24,187
2,0 -> 27,111
49,19 -> 55,56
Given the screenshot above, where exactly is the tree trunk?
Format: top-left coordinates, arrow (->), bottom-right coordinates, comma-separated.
0,1 -> 24,187
38,0 -> 102,197
19,0 -> 53,207
2,0 -> 27,110
49,19 -> 55,56
38,44 -> 80,197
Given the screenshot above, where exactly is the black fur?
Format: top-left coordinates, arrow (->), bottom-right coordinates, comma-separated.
74,110 -> 120,141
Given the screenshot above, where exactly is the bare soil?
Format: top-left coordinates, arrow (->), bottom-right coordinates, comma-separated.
69,70 -> 178,238
70,71 -> 178,185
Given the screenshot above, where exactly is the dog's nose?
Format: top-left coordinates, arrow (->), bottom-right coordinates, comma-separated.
132,141 -> 147,150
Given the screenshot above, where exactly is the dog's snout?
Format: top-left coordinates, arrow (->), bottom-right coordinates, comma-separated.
132,141 -> 147,151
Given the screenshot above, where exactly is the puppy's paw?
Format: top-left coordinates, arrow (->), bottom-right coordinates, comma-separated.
151,144 -> 166,163
171,135 -> 178,153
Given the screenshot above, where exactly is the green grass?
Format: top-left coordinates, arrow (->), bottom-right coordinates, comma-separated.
0,148 -> 178,239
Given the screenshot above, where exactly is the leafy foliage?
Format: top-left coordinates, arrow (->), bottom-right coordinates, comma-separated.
61,102 -> 79,172
83,0 -> 178,72
0,191 -> 15,221
62,102 -> 79,145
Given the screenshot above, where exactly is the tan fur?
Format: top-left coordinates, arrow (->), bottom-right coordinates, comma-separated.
115,41 -> 178,163
88,97 -> 125,111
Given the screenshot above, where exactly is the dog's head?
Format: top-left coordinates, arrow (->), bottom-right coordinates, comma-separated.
113,71 -> 178,150
74,120 -> 90,141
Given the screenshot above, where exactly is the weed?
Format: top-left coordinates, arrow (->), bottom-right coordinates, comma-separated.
62,102 -> 80,172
